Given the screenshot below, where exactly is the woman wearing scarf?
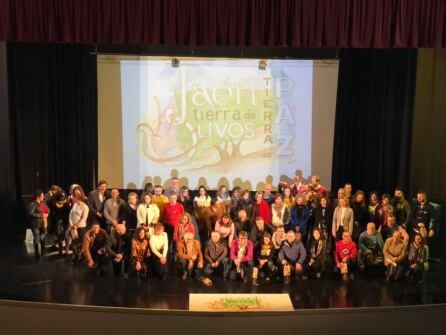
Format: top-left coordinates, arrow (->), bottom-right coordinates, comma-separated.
131,227 -> 151,278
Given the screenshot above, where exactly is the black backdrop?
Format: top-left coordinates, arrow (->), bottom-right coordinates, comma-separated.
331,49 -> 417,195
0,43 -> 438,238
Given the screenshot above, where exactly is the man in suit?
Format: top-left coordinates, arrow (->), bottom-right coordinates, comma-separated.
88,180 -> 109,229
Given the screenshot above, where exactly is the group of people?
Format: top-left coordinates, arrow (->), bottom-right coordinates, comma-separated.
28,174 -> 435,286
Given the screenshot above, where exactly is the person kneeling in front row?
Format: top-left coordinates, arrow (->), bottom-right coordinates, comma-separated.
406,233 -> 429,283
177,232 -> 212,286
229,231 -> 254,283
149,223 -> 169,280
334,231 -> 357,281
204,231 -> 231,279
278,230 -> 306,284
131,227 -> 151,279
83,223 -> 110,276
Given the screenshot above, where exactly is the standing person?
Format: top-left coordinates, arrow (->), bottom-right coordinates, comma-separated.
406,233 -> 429,283
173,212 -> 196,244
164,177 -> 180,197
151,185 -> 169,221
252,192 -> 271,226
332,198 -> 354,241
290,195 -> 310,241
87,180 -> 109,228
141,183 -> 154,199
368,192 -> 380,223
45,185 -> 62,239
411,191 -> 435,238
229,231 -> 254,283
149,223 -> 169,280
194,185 -> 212,242
163,193 -> 184,260
282,187 -> 295,211
229,186 -> 242,220
204,231 -> 230,279
69,186 -> 89,261
233,209 -> 251,235
344,183 -> 353,205
108,224 -> 131,277
136,194 -> 160,234
383,230 -> 408,281
240,190 -> 253,221
178,186 -> 194,214
124,192 -> 139,236
103,189 -> 126,234
314,196 -> 333,244
351,190 -> 369,240
271,193 -> 290,231
250,217 -> 274,249
131,227 -> 151,278
83,222 -> 109,276
308,175 -> 328,197
214,214 -> 235,247
333,188 -> 346,207
51,192 -> 70,256
375,194 -> 394,231
263,184 -> 275,205
28,190 -> 50,259
289,175 -> 307,197
216,185 -> 231,213
392,188 -> 411,229
278,230 -> 306,284
334,231 -> 357,281
305,229 -> 326,279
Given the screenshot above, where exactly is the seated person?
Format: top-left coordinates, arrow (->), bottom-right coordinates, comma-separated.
357,222 -> 384,271
203,231 -> 230,279
250,216 -> 274,249
383,230 -> 408,281
334,231 -> 357,281
278,230 -> 306,284
229,231 -> 254,283
272,225 -> 286,250
177,232 -> 212,286
82,223 -> 110,276
149,223 -> 169,280
305,228 -> 326,279
253,233 -> 276,286
108,224 -> 131,277
406,233 -> 429,283
131,227 -> 151,278
233,209 -> 251,235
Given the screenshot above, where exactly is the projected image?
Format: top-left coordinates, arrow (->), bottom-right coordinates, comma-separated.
120,59 -> 313,190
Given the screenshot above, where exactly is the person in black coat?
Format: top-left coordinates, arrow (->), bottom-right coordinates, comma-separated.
87,180 -> 109,228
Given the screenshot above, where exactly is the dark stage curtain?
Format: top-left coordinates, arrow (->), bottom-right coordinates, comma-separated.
0,0 -> 445,47
331,49 -> 417,195
7,43 -> 98,200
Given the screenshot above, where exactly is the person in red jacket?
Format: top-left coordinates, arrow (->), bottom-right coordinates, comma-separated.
334,231 -> 357,281
163,193 -> 184,262
252,192 -> 271,226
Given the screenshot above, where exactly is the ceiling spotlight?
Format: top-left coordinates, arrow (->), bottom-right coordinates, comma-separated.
171,58 -> 180,68
258,59 -> 267,70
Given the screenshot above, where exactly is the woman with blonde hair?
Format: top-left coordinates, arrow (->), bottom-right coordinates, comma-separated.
332,197 -> 354,241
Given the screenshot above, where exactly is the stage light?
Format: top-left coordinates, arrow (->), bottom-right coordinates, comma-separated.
258,59 -> 267,70
171,58 -> 180,68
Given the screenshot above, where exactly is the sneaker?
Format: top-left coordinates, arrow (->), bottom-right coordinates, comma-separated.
181,271 -> 188,280
349,273 -> 355,281
253,279 -> 260,287
316,272 -> 321,279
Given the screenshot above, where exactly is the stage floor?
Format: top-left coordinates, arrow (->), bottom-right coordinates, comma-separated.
1,240 -> 446,311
